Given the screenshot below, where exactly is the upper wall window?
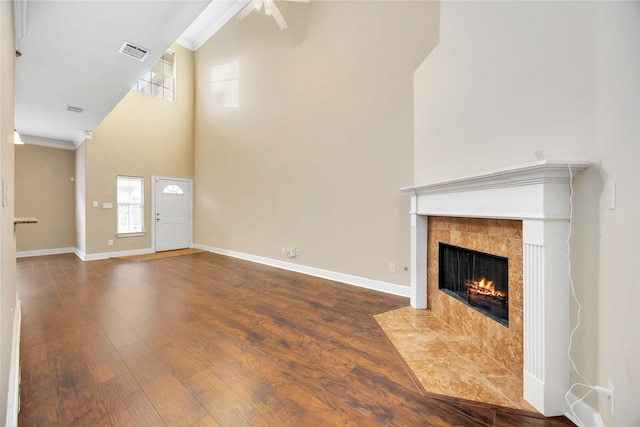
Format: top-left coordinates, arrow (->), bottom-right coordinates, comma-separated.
132,51 -> 175,102
117,176 -> 144,235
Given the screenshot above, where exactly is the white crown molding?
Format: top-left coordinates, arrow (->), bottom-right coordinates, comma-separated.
193,243 -> 411,298
20,134 -> 76,151
176,0 -> 250,51
175,37 -> 195,51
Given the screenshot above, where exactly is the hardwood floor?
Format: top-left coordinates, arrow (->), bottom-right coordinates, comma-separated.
17,252 -> 574,426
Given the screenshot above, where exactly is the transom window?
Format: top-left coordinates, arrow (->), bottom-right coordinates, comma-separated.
117,176 -> 144,234
132,51 -> 175,102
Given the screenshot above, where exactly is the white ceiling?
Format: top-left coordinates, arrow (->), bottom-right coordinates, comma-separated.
14,0 -> 246,149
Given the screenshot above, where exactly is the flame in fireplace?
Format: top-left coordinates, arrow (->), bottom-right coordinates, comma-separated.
465,277 -> 507,298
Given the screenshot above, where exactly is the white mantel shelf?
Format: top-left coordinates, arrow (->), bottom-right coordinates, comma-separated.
402,159 -> 590,417
402,160 -> 590,221
402,160 -> 590,196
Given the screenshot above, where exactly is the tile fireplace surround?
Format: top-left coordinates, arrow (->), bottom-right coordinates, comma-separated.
401,160 -> 589,417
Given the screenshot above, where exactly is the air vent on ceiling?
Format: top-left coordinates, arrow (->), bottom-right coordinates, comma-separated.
66,105 -> 85,113
119,41 -> 149,61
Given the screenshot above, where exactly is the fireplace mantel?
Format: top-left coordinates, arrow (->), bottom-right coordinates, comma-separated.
401,160 -> 589,417
402,160 -> 590,220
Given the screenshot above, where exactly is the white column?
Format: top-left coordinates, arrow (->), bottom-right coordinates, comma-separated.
522,219 -> 570,416
408,194 -> 428,309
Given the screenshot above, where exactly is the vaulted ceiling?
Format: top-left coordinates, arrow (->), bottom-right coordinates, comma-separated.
14,0 -> 247,149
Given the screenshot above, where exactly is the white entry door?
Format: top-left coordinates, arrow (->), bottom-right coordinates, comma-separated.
154,178 -> 191,252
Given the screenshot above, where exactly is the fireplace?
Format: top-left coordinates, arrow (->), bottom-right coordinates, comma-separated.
402,160 -> 590,416
439,243 -> 509,326
426,217 -> 522,376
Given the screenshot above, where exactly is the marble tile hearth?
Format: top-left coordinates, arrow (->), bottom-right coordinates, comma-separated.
375,306 -> 537,412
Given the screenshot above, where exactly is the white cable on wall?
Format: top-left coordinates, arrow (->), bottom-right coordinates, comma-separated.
564,163 -> 591,426
562,162 -> 615,426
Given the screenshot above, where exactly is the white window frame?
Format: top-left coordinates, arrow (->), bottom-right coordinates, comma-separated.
117,176 -> 145,236
132,50 -> 175,102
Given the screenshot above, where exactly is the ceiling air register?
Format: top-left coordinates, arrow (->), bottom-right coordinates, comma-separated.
119,41 -> 149,61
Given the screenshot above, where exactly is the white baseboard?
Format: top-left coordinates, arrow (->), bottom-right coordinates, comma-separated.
565,391 -> 604,427
75,247 -> 154,261
6,295 -> 21,427
25,244 -> 410,298
16,247 -> 75,258
193,243 -> 410,298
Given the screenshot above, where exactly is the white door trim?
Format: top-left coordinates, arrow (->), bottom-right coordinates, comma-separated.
152,176 -> 193,252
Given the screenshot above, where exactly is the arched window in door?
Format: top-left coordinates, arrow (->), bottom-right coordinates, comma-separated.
163,185 -> 183,194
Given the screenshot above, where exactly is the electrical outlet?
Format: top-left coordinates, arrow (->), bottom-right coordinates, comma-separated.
594,381 -> 615,416
389,263 -> 396,273
281,247 -> 286,254
108,240 -> 113,246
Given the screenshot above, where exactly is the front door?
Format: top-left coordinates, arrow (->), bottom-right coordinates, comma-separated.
154,178 -> 191,252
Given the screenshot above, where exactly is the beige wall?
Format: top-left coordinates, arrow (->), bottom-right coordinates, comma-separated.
0,0 -> 16,422
194,1 -> 438,285
414,1 -> 639,424
15,144 -> 76,252
85,43 -> 195,255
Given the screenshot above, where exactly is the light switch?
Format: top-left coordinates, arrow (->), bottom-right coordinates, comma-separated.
92,201 -> 98,208
103,202 -> 113,209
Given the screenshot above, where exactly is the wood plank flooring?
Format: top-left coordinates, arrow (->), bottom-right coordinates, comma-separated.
17,253 -> 575,426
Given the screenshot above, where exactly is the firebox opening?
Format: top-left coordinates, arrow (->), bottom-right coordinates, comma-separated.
438,242 -> 509,327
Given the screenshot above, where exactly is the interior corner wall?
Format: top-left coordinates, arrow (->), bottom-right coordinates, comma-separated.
0,0 -> 16,422
75,142 -> 86,255
15,144 -> 76,252
84,43 -> 195,255
414,1 -> 639,424
193,1 -> 439,286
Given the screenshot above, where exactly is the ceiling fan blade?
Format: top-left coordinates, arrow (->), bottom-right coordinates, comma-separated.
271,3 -> 288,30
236,2 -> 256,20
253,0 -> 264,11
